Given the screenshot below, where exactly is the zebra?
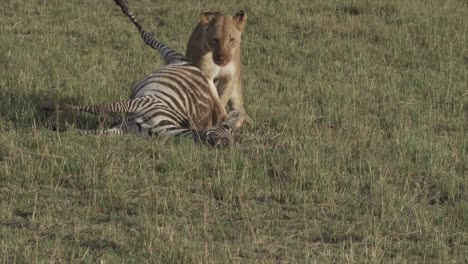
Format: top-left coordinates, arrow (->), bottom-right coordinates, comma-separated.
42,0 -> 241,146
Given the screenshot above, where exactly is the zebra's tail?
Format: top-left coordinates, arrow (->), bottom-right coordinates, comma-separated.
112,0 -> 188,65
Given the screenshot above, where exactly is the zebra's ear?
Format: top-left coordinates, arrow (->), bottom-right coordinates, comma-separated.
200,10 -> 216,25
233,10 -> 247,31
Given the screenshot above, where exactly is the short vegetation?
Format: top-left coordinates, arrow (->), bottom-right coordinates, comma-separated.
0,0 -> 466,262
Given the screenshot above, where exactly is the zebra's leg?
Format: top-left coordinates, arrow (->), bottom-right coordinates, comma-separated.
104,114 -> 125,127
76,118 -> 136,136
112,0 -> 188,64
41,96 -> 154,114
78,126 -> 127,136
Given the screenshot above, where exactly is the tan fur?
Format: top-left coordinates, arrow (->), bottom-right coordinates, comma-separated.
186,10 -> 250,128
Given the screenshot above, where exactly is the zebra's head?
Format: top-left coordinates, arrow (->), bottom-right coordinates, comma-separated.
195,110 -> 242,147
201,123 -> 233,147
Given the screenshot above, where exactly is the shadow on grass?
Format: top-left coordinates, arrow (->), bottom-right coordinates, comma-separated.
0,88 -> 107,132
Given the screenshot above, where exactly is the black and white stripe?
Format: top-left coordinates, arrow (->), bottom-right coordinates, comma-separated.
42,0 -> 239,146
112,0 -> 188,65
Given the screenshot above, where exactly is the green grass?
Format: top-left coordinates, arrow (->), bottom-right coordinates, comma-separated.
1,0 -> 467,262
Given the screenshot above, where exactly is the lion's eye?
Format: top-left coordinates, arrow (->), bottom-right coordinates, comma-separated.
229,38 -> 235,43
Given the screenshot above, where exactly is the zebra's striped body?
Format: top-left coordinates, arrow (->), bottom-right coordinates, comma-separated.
42,0 -> 239,146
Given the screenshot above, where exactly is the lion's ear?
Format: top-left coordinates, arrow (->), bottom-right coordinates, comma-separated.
233,10 -> 247,31
200,10 -> 216,25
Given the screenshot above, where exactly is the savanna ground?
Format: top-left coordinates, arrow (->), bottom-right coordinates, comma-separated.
1,0 -> 467,262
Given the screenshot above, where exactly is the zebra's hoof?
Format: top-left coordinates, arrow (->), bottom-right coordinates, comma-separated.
41,102 -> 58,111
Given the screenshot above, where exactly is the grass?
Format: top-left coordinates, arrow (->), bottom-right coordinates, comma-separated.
0,0 -> 467,262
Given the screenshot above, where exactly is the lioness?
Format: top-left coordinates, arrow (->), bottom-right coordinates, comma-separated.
186,10 -> 250,128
